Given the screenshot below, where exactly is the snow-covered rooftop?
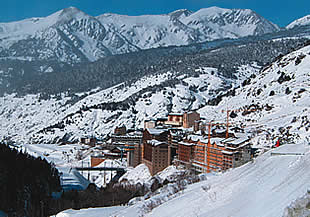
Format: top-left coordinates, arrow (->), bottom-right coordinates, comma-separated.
147,139 -> 167,147
147,128 -> 168,135
179,141 -> 195,146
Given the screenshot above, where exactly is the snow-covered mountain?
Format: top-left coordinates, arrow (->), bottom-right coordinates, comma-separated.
0,6 -> 279,63
286,14 -> 310,29
97,7 -> 279,50
0,7 -> 139,64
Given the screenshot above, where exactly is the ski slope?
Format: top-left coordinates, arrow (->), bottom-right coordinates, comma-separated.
146,143 -> 310,217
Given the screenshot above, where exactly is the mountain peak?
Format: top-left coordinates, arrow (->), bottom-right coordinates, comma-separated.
57,6 -> 90,21
169,9 -> 192,19
60,6 -> 81,14
195,6 -> 231,15
286,14 -> 310,29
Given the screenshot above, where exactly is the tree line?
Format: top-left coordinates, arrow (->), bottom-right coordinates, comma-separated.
0,143 -> 61,217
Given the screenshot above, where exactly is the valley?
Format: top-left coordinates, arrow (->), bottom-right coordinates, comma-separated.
0,5 -> 310,217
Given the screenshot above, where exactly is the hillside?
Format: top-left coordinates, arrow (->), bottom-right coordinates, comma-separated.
0,38 -> 308,144
1,37 -> 306,96
198,42 -> 310,145
97,7 -> 279,50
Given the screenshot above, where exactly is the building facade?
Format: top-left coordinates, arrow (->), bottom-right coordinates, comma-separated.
175,141 -> 195,170
183,111 -> 200,128
191,136 -> 252,173
165,113 -> 183,127
142,128 -> 169,175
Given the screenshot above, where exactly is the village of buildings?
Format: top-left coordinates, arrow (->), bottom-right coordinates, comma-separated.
81,110 -> 259,177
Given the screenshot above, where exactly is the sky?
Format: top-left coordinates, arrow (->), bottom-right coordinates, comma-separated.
1,0 -> 309,27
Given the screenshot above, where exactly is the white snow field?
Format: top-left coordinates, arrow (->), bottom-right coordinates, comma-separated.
53,142 -> 310,217
119,164 -> 152,185
54,206 -> 126,217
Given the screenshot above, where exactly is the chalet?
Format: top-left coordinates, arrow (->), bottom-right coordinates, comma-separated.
220,136 -> 252,169
193,138 -> 225,173
110,132 -> 143,167
142,140 -> 169,176
156,117 -> 168,126
91,155 -> 105,167
111,132 -> 143,145
165,111 -> 201,128
143,128 -> 169,142
168,128 -> 186,165
212,128 -> 235,138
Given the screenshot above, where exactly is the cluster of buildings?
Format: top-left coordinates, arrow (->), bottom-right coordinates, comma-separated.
87,111 -> 254,176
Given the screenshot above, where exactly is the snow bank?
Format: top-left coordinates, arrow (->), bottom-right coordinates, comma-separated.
156,165 -> 179,181
21,143 -> 92,190
53,206 -> 126,217
119,164 -> 151,185
283,191 -> 310,217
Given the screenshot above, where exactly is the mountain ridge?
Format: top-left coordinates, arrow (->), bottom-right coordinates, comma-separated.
0,6 -> 280,64
286,14 -> 310,29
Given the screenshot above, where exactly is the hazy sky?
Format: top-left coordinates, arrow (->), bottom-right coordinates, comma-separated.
1,0 -> 309,27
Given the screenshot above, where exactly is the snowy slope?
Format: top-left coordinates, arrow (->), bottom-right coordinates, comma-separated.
287,15 -> 310,29
199,43 -> 310,145
0,6 -> 279,63
53,142 -> 310,217
145,143 -> 310,217
54,206 -> 127,217
119,164 -> 152,185
0,64 -> 258,144
1,41 -> 309,146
